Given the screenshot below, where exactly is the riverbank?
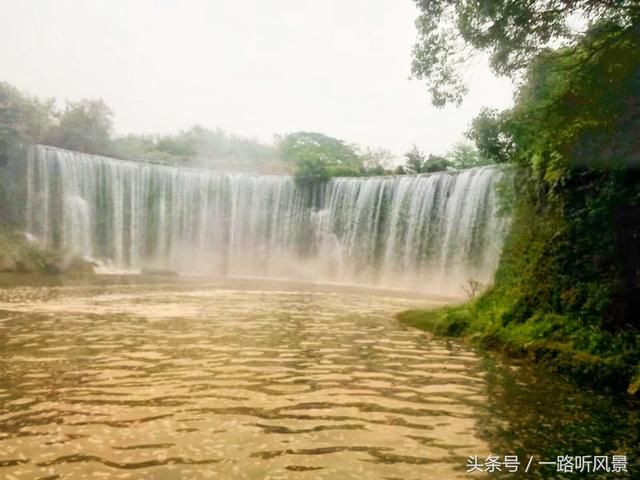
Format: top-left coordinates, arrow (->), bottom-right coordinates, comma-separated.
398,290 -> 640,399
0,230 -> 95,275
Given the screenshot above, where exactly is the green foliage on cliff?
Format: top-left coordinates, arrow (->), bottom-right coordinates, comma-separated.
487,21 -> 640,332
408,3 -> 640,394
466,108 -> 513,164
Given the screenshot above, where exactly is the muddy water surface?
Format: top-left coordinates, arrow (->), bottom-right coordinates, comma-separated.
0,276 -> 636,479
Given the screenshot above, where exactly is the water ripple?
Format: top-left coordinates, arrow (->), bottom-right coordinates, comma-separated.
0,279 -> 489,479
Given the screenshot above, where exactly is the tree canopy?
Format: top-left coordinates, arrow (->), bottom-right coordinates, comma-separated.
446,142 -> 492,170
0,83 -> 113,156
400,143 -> 492,174
402,145 -> 429,174
1,80 -> 502,181
0,82 -> 54,163
276,131 -> 364,184
111,126 -> 283,172
407,2 -> 640,387
454,17 -> 640,332
0,83 -> 285,173
401,145 -> 451,174
49,99 -> 113,155
411,0 -> 640,106
466,108 -> 513,164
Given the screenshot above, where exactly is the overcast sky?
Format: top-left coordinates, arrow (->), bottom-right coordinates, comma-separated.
1,0 -> 514,157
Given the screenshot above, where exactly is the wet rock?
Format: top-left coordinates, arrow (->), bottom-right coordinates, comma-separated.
65,257 -> 97,275
0,253 -> 16,272
0,230 -> 96,275
15,258 -> 38,273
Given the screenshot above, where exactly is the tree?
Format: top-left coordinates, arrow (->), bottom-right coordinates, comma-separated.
0,82 -> 55,162
394,165 -> 406,175
110,133 -> 160,161
403,145 -> 450,173
276,132 -> 362,184
446,142 -> 492,170
111,126 -> 282,172
467,108 -> 513,164
49,99 -> 113,155
403,145 -> 427,174
478,21 -> 640,330
358,147 -> 395,175
509,21 -> 640,172
0,83 -> 115,158
411,0 -> 639,106
423,154 -> 450,173
406,6 -> 640,386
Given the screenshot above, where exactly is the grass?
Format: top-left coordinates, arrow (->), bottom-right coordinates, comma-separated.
398,288 -> 640,397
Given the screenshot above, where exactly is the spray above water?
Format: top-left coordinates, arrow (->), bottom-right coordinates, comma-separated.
18,145 -> 509,294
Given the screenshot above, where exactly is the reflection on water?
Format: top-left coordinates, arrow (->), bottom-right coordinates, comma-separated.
0,276 -> 636,479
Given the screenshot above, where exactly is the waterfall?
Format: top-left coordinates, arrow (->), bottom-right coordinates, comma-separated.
17,145 -> 509,294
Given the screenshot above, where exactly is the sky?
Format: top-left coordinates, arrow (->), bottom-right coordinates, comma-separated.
0,0 -> 514,158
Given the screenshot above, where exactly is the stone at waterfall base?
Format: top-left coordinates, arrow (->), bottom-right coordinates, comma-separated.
0,231 -> 96,275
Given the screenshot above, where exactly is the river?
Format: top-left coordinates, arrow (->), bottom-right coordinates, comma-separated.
0,275 -> 636,479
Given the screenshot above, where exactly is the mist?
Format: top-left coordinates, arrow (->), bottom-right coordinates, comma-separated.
0,0 -> 514,157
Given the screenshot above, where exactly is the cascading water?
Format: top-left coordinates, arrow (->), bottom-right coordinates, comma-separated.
15,145 -> 509,294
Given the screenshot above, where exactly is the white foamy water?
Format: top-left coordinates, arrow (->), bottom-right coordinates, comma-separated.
17,145 -> 509,294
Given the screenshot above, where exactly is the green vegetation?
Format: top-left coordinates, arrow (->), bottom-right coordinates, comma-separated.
49,99 -> 114,155
0,82 -> 113,157
2,80 -> 498,187
0,82 -> 55,163
278,133 -> 493,183
411,0 -> 639,106
446,142 -> 492,170
397,145 -> 446,174
466,108 -> 512,165
111,126 -> 285,173
276,131 -> 430,183
404,1 -> 640,396
0,82 -> 286,173
276,131 -> 364,185
0,231 -> 94,275
395,142 -> 491,174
